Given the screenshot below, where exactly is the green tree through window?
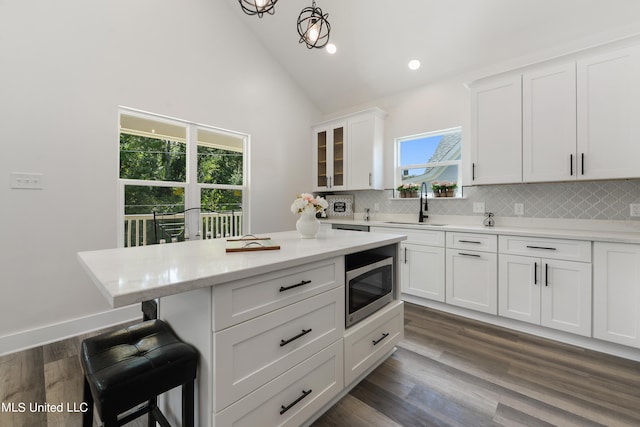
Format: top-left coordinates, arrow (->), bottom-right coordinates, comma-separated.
119,111 -> 247,246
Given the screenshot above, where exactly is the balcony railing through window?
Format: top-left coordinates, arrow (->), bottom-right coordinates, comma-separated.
123,211 -> 243,247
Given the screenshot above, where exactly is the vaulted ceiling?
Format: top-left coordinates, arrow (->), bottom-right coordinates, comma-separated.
229,0 -> 640,114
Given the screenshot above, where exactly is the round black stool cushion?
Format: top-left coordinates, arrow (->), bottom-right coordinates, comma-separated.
81,319 -> 198,419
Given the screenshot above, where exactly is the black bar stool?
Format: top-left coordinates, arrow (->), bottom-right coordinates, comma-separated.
80,319 -> 198,427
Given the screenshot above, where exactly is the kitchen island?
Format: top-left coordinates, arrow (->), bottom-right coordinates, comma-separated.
78,228 -> 406,426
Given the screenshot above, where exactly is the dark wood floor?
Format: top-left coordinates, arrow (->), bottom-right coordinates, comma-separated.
2,303 -> 639,426
312,303 -> 640,427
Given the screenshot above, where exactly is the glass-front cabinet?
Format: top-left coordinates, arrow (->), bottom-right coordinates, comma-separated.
313,122 -> 346,191
312,108 -> 386,192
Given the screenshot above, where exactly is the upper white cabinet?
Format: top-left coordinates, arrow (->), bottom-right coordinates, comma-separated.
522,62 -> 577,182
577,45 -> 640,180
470,42 -> 640,185
469,75 -> 523,185
313,108 -> 385,192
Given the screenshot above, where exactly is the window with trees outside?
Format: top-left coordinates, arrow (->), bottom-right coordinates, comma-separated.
118,109 -> 248,247
395,127 -> 462,197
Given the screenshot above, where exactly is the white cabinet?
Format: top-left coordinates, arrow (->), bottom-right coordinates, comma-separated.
577,45 -> 640,180
214,287 -> 343,411
215,340 -> 344,427
313,108 -> 385,192
445,233 -> 498,314
522,62 -> 577,182
471,42 -> 640,185
344,301 -> 404,385
499,236 -> 592,336
593,242 -> 640,348
313,121 -> 346,191
370,227 -> 445,302
469,74 -> 522,185
346,109 -> 385,190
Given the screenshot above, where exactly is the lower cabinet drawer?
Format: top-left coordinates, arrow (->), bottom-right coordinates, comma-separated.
213,257 -> 344,331
215,339 -> 344,427
344,301 -> 404,386
214,287 -> 344,411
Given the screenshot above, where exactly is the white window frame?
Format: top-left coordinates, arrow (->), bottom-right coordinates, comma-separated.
395,126 -> 462,197
117,107 -> 250,247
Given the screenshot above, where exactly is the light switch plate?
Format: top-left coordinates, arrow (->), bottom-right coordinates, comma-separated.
514,203 -> 524,216
630,204 -> 640,217
11,172 -> 44,190
473,202 -> 485,213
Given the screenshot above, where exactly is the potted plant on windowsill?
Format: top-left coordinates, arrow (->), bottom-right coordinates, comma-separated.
432,181 -> 457,197
396,183 -> 419,198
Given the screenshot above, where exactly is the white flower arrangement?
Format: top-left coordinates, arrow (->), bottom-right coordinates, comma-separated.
290,193 -> 329,217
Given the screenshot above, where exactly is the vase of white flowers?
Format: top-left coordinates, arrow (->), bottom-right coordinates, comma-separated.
290,193 -> 328,238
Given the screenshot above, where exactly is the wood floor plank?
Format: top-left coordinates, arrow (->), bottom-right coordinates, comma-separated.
0,347 -> 47,427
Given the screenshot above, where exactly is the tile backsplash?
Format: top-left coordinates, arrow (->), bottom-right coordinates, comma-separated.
342,180 -> 640,221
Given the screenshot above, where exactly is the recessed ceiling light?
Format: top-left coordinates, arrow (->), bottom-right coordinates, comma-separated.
408,59 -> 421,70
326,43 -> 337,54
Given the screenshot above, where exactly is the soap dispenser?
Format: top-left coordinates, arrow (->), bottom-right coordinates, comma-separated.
483,212 -> 494,227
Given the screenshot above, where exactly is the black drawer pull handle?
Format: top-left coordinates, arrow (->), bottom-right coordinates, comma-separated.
545,263 -> 549,287
526,245 -> 557,251
279,280 -> 312,292
458,252 -> 481,257
280,328 -> 312,347
459,240 -> 481,244
372,332 -> 390,346
570,154 -> 573,176
280,389 -> 312,415
534,262 -> 538,285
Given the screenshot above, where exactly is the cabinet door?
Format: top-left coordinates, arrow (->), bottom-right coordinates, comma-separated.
347,112 -> 383,190
593,242 -> 640,348
445,249 -> 497,314
313,123 -> 346,191
401,243 -> 445,302
470,74 -> 522,185
523,62 -> 577,182
540,259 -> 592,337
577,45 -> 640,180
498,254 -> 541,324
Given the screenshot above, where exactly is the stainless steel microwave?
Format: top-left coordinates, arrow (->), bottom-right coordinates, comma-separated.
345,254 -> 394,328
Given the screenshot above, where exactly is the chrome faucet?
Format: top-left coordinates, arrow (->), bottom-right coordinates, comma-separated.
418,182 -> 429,222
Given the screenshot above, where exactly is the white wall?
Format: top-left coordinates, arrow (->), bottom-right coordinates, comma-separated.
0,0 -> 317,353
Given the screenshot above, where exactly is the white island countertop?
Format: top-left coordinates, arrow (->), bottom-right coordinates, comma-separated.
78,229 -> 405,308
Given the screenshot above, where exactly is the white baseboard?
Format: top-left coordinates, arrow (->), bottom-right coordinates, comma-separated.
0,305 -> 141,357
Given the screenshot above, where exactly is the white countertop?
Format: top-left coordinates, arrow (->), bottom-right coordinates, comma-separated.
78,229 -> 406,308
323,216 -> 640,244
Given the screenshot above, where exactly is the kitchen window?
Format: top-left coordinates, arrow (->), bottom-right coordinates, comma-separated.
118,108 -> 248,247
395,127 -> 462,197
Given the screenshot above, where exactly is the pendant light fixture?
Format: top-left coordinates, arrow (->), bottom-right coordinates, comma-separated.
296,1 -> 331,49
238,0 -> 278,18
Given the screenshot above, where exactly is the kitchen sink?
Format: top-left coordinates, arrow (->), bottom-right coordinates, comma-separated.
383,221 -> 447,226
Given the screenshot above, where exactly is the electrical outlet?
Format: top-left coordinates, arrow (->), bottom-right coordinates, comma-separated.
514,203 -> 524,216
630,204 -> 640,217
374,203 -> 380,212
11,172 -> 44,190
473,202 -> 485,213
